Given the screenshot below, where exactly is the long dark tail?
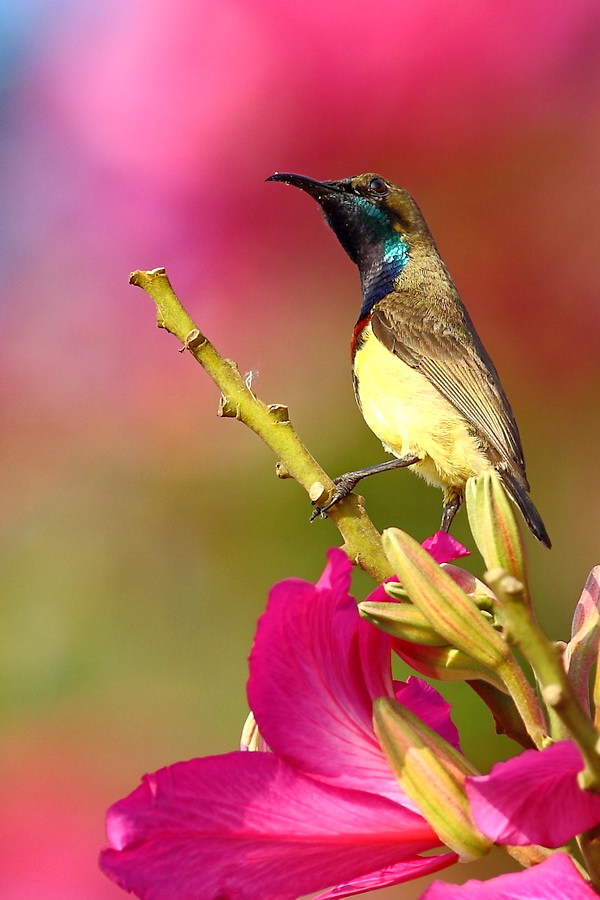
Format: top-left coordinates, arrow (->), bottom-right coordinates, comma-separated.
499,469 -> 551,549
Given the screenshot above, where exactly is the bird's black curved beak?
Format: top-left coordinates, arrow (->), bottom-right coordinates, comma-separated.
266,172 -> 342,201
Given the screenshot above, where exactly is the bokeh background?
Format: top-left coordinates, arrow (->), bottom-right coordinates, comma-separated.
1,1 -> 600,896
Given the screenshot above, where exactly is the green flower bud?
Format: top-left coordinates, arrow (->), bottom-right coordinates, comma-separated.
465,472 -> 530,607
373,697 -> 492,862
382,528 -> 511,671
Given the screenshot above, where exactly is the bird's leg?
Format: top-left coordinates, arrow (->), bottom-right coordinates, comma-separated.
440,490 -> 463,533
311,454 -> 421,520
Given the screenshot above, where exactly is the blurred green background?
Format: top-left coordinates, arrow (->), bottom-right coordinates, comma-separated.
1,1 -> 600,896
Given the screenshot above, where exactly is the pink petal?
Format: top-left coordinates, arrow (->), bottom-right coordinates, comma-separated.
467,742 -> 600,846
421,532 -> 470,564
315,545 -> 354,595
421,852 -> 597,899
248,548 -> 403,801
312,852 -> 458,900
395,677 -> 461,751
100,751 -> 441,900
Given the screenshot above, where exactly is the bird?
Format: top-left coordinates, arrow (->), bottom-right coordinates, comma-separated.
267,172 -> 551,548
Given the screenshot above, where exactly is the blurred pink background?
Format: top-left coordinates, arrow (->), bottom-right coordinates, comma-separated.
1,1 -> 600,896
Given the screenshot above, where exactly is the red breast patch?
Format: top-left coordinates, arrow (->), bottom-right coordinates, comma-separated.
350,314 -> 371,357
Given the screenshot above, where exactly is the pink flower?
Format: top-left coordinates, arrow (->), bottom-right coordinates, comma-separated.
421,531 -> 470,564
421,851 -> 596,899
466,741 -> 600,848
100,549 -> 457,899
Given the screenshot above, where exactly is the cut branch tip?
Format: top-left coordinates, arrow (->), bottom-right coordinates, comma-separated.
218,396 -> 239,418
129,267 -> 167,287
309,481 -> 327,503
267,404 -> 290,423
179,329 -> 205,353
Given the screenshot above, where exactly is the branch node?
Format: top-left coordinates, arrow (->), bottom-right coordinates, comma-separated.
484,567 -> 506,586
224,357 -> 244,379
309,481 -> 327,503
179,328 -> 205,353
218,396 -> 239,419
268,404 -> 290,424
275,462 -> 291,479
501,575 -> 525,595
542,684 -> 564,708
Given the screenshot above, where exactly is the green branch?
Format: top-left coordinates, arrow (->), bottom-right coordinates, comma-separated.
130,268 -> 393,583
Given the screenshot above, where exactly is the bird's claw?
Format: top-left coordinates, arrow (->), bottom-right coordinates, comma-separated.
308,476 -> 359,522
309,498 -> 338,522
309,506 -> 326,522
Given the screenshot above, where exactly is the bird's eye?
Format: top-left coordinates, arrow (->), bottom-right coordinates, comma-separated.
368,177 -> 388,196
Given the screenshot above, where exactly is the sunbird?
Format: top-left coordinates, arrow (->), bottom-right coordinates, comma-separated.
267,172 -> 551,548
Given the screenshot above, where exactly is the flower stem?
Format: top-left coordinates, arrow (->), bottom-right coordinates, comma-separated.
495,657 -> 549,750
486,568 -> 600,788
579,827 -> 600,892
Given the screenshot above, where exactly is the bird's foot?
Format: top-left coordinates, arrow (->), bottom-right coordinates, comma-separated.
440,490 -> 464,532
309,455 -> 421,522
309,472 -> 362,521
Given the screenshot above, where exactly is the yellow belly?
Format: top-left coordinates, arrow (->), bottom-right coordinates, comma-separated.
353,324 -> 492,494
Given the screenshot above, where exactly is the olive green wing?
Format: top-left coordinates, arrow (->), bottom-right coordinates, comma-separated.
371,300 -> 529,487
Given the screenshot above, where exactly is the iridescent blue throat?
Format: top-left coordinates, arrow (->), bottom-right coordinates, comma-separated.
358,234 -> 410,320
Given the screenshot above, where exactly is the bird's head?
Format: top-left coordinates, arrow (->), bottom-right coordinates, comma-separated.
267,172 -> 428,269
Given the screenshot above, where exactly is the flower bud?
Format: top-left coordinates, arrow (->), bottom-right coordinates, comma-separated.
373,697 -> 492,861
359,596 -> 449,646
382,528 -> 510,672
465,472 -> 530,606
